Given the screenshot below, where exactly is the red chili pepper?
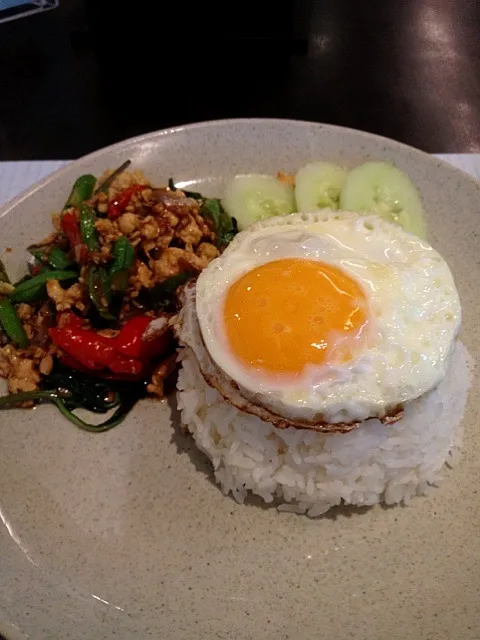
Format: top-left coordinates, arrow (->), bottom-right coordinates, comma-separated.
49,312 -> 170,378
61,211 -> 88,263
143,327 -> 172,360
61,212 -> 82,245
108,184 -> 145,219
112,315 -> 170,360
111,315 -> 151,358
49,315 -> 143,376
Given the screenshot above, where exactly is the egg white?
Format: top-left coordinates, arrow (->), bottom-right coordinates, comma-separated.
195,210 -> 461,424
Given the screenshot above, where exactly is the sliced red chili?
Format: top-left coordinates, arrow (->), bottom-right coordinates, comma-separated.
113,315 -> 171,360
49,317 -> 143,376
108,184 -> 145,219
49,312 -> 169,378
112,315 -> 152,358
61,212 -> 88,263
61,212 -> 82,246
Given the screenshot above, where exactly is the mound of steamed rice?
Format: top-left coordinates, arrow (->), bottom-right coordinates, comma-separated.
177,342 -> 472,517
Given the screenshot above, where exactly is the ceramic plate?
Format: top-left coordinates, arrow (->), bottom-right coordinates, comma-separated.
0,119 -> 479,640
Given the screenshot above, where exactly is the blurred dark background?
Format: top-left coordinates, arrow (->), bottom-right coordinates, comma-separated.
0,0 -> 480,160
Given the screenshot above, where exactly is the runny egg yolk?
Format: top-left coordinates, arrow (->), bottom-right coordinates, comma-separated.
223,258 -> 369,376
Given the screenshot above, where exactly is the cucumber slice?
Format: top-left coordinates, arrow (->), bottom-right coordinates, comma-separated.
340,161 -> 427,238
295,161 -> 347,211
222,174 -> 296,231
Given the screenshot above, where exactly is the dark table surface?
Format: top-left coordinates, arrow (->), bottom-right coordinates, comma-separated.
1,0 -> 480,161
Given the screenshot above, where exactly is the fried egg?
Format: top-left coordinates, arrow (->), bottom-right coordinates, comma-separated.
193,210 -> 461,425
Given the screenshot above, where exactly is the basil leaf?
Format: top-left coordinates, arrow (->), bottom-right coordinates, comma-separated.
144,271 -> 193,312
200,198 -> 238,248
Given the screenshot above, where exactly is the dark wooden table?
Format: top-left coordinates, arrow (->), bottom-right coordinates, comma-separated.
1,0 -> 480,161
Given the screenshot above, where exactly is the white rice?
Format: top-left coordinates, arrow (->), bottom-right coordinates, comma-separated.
176,342 -> 473,517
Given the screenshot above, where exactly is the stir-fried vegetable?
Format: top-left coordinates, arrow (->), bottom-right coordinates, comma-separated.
60,211 -> 87,263
28,244 -> 74,270
44,247 -> 74,270
0,365 -> 147,432
49,312 -> 170,377
201,199 -> 238,248
0,162 -> 230,433
11,269 -> 77,304
45,365 -> 121,412
0,298 -> 28,348
110,236 -> 135,292
79,204 -> 100,251
0,261 -> 28,348
87,265 -> 114,320
168,178 -> 238,249
142,272 -> 195,312
64,174 -> 97,210
108,184 -> 145,220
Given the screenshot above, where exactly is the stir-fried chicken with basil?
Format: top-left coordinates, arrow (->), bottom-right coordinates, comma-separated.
0,160 -> 237,431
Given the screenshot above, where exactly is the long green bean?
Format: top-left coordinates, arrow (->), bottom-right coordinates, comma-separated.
64,174 -> 97,210
80,204 -> 100,251
0,297 -> 28,348
11,270 -> 77,304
